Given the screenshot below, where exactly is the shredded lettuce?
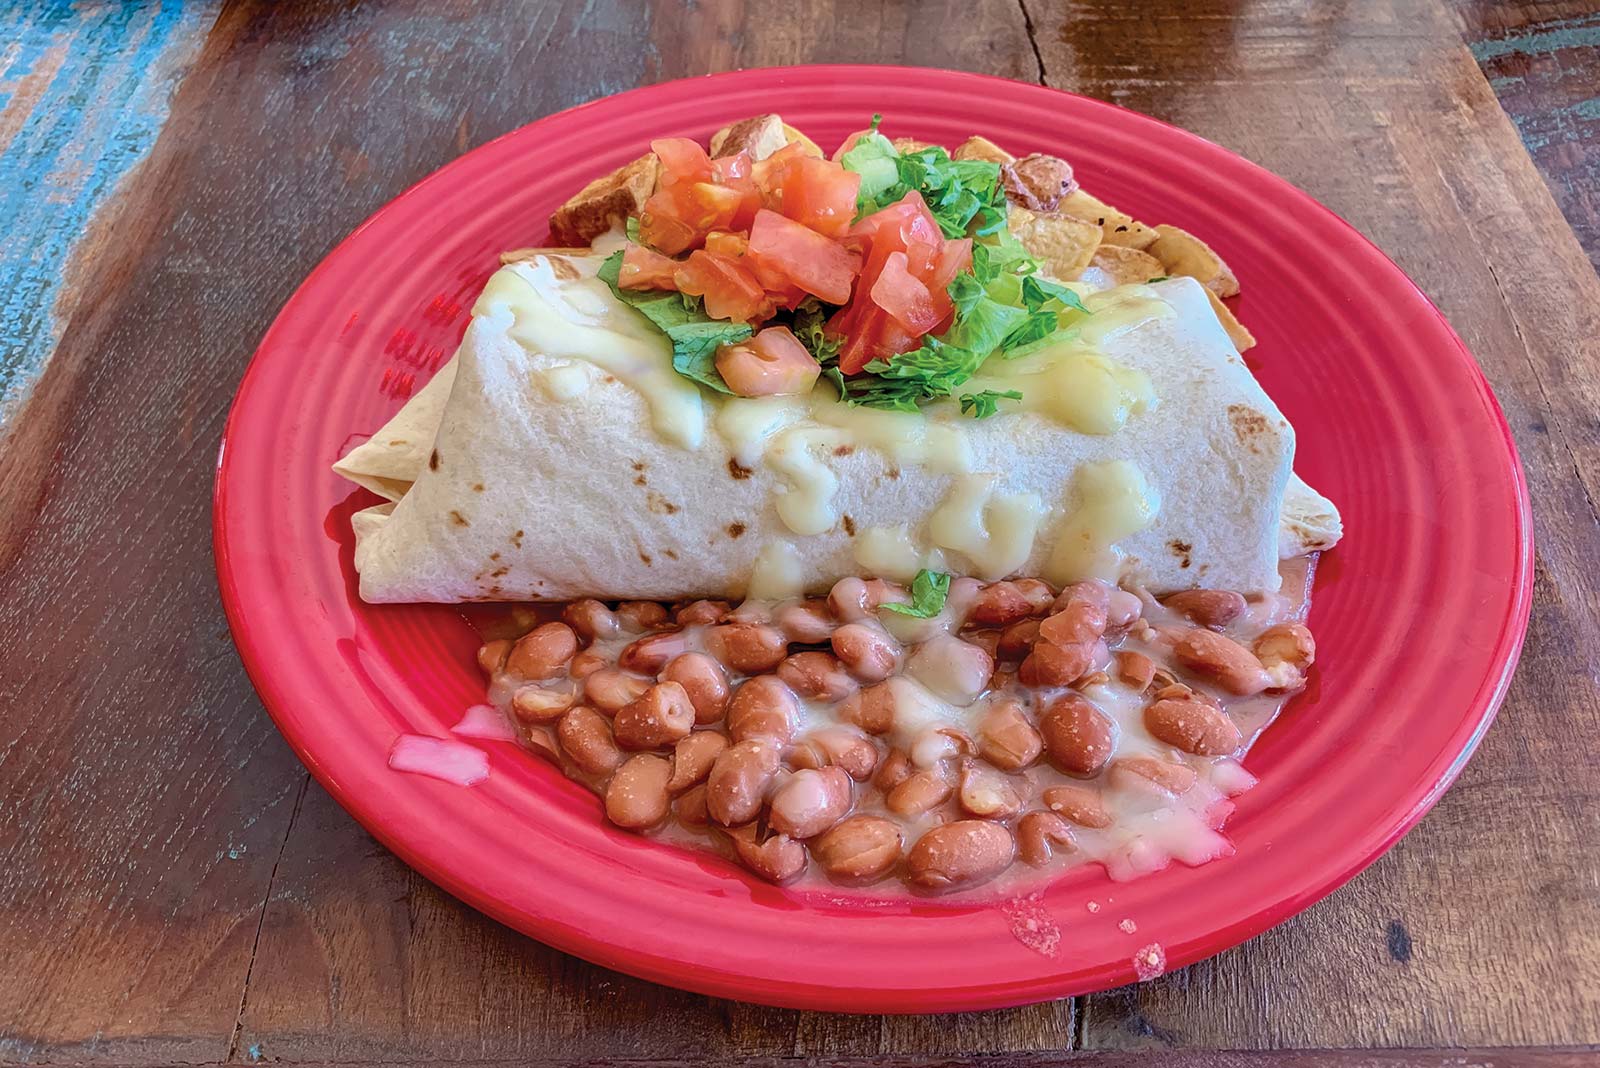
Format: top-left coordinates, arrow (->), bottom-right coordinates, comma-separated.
597,250 -> 751,393
879,569 -> 952,617
841,126 -> 1009,239
959,389 -> 1023,419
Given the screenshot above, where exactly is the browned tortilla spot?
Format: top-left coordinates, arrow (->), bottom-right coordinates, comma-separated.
388,439 -> 406,446
428,450 -> 440,471
604,374 -> 618,384
1227,404 -> 1270,453
834,444 -> 855,457
490,566 -> 509,578
727,521 -> 746,539
511,530 -> 524,547
489,552 -> 500,561
639,549 -> 653,565
472,483 -> 484,492
548,256 -> 580,281
634,474 -> 647,486
664,548 -> 679,560
842,514 -> 857,536
449,510 -> 469,527
647,492 -> 680,515
631,460 -> 647,472
886,467 -> 901,480
1168,539 -> 1193,569
728,458 -> 753,480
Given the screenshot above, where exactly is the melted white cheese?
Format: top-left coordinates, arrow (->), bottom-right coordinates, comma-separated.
1046,460 -> 1162,584
927,474 -> 1047,581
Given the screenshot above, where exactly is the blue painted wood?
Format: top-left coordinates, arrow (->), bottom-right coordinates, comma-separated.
0,0 -> 216,423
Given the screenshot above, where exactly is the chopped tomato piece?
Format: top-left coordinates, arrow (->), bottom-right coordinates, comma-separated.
715,326 -> 821,397
651,137 -> 714,184
777,157 -> 861,238
870,251 -> 940,334
751,141 -> 812,205
673,250 -> 768,324
703,231 -> 749,258
639,191 -> 701,255
746,209 -> 861,305
619,243 -> 680,289
847,191 -> 941,252
831,302 -> 924,374
931,238 -> 973,290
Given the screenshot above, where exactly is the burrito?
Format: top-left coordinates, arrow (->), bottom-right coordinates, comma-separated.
336,253 -> 1340,603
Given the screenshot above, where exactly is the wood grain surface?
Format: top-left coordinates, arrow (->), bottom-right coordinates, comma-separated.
1,1 -> 1596,1065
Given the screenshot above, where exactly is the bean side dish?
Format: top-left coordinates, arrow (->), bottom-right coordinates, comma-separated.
477,565 -> 1315,894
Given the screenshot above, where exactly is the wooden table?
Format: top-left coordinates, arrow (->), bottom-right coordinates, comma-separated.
2,2 -> 1597,1064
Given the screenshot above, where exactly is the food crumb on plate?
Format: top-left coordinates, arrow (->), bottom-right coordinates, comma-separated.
1119,918 -> 1138,934
1133,942 -> 1167,981
388,734 -> 490,786
1002,894 -> 1062,958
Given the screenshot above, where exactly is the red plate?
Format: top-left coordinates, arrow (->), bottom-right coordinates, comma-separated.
214,67 -> 1531,1011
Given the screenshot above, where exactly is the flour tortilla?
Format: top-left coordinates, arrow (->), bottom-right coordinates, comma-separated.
336,256 -> 1339,602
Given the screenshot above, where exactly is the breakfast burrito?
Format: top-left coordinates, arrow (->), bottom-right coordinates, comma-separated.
336,252 -> 1339,603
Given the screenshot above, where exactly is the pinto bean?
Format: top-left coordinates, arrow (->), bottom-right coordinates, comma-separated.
767,766 -> 853,838
774,599 -> 837,643
1106,588 -> 1143,629
726,675 -> 799,744
997,618 -> 1041,662
1144,694 -> 1242,756
510,681 -> 577,724
705,623 -> 790,674
838,680 -> 896,734
968,581 -> 1033,627
873,748 -> 913,791
1039,598 -> 1108,647
604,754 -> 672,829
1163,589 -> 1247,628
568,648 -> 606,680
1053,580 -> 1111,615
788,726 -> 880,780
674,599 -> 731,626
905,635 -> 994,705
613,682 -> 697,750
906,821 -> 1015,891
616,601 -> 669,631
1038,693 -> 1116,775
1042,784 -> 1115,828
675,783 -> 710,825
660,652 -> 730,724
617,631 -> 691,674
976,698 -> 1043,770
1115,649 -> 1157,690
705,739 -> 782,825
1110,756 -> 1198,796
1018,640 -> 1092,687
666,730 -> 728,793
1013,578 -> 1057,615
727,826 -> 807,884
777,651 -> 859,702
885,765 -> 955,816
1017,811 -> 1077,866
1173,628 -> 1271,695
958,760 -> 1025,819
477,639 -> 511,675
831,623 -> 900,682
811,816 -> 903,881
1255,622 -> 1316,690
583,668 -> 650,714
563,599 -> 620,643
827,577 -> 906,621
556,706 -> 622,775
505,622 -> 578,680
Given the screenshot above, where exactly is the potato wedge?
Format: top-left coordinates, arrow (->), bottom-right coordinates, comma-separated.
891,136 -> 936,154
1008,205 -> 1102,279
1088,244 -> 1166,286
1205,288 -> 1256,352
1147,224 -> 1240,297
1059,188 -> 1157,250
499,246 -> 591,265
953,135 -> 1015,164
710,114 -> 789,161
548,153 -> 659,246
781,123 -> 825,157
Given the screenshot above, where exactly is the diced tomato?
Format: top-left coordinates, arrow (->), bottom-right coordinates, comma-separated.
777,157 -> 861,238
619,243 -> 680,290
704,231 -> 748,258
711,151 -> 753,183
870,251 -> 940,334
715,326 -> 821,397
673,249 -> 768,324
931,238 -> 973,290
651,137 -> 714,185
830,301 -> 924,374
752,141 -> 812,206
745,209 -> 861,305
639,190 -> 701,255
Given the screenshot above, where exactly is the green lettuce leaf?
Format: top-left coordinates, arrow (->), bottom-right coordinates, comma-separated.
880,569 -> 953,617
597,250 -> 752,393
958,389 -> 1023,419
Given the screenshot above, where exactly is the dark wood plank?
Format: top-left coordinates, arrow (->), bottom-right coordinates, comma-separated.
1455,3 -> 1600,271
1022,0 -> 1600,1049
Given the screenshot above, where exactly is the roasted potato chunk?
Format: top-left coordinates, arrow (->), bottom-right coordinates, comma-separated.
548,153 -> 659,247
1147,224 -> 1240,297
1059,188 -> 1157,249
1008,205 -> 1102,279
710,114 -> 789,161
953,135 -> 1015,164
1088,244 -> 1165,286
